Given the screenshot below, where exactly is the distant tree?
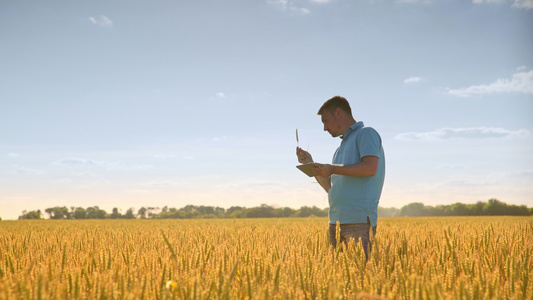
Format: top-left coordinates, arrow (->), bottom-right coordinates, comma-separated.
161,208 -> 187,219
137,207 -> 147,219
197,206 -> 215,216
229,209 -> 246,218
378,206 -> 400,217
400,202 -> 426,217
508,204 -> 530,216
73,207 -> 87,219
86,206 -> 107,219
214,207 -> 225,217
484,199 -> 506,215
180,205 -> 200,218
45,207 -> 55,219
451,203 -> 469,216
246,204 -> 275,218
436,205 -> 453,216
110,208 -> 122,219
146,207 -> 160,218
295,206 -> 325,218
45,206 -> 70,219
471,202 -> 485,216
226,206 -> 244,216
278,207 -> 296,218
311,206 -> 328,217
19,210 -> 42,220
123,208 -> 135,219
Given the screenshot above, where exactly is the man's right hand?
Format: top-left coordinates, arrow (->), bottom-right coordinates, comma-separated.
296,147 -> 313,164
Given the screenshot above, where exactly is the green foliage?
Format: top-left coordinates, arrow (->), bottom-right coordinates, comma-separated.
18,210 -> 42,220
85,206 -> 107,219
378,206 -> 400,217
110,208 -> 122,219
123,208 -> 136,219
45,206 -> 71,219
400,202 -> 425,217
73,207 -> 87,219
389,198 -> 531,217
19,199 -> 532,220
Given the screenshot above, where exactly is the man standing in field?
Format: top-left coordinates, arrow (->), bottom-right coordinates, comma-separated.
296,96 -> 385,260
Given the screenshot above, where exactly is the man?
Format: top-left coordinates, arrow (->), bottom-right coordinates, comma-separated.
296,96 -> 385,260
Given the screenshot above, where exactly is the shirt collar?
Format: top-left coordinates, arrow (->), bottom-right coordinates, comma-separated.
341,121 -> 364,139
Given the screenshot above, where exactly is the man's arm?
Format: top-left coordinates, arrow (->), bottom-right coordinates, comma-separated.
313,156 -> 379,178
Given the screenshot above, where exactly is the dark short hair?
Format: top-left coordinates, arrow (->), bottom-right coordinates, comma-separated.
317,96 -> 352,116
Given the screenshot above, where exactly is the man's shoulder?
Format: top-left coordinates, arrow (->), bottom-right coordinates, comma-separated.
358,126 -> 380,138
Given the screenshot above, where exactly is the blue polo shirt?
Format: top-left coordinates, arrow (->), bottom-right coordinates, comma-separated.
328,121 -> 385,226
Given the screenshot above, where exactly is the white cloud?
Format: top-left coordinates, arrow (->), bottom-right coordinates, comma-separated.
267,0 -> 311,15
89,15 -> 113,27
513,0 -> 533,9
473,0 -> 533,9
310,0 -> 332,3
403,76 -> 422,84
517,65 -> 527,71
215,92 -> 226,98
472,0 -> 505,3
395,127 -> 530,141
7,153 -> 20,158
154,154 -> 193,160
53,158 -> 152,171
296,7 -> 311,14
153,154 -> 177,159
55,158 -> 105,166
267,0 -> 289,9
397,0 -> 434,3
447,70 -> 533,97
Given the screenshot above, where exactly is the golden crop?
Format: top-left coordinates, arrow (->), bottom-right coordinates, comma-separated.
0,217 -> 531,299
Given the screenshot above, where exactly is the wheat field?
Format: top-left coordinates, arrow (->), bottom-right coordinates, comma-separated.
0,217 -> 531,299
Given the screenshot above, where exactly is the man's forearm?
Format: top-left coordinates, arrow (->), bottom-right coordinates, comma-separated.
331,163 -> 375,177
313,156 -> 379,178
331,156 -> 379,177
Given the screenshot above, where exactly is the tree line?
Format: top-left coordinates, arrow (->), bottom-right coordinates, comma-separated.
16,198 -> 532,220
379,198 -> 532,217
18,204 -> 328,220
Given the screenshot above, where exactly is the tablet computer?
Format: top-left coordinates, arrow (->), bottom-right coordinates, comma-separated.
296,163 -> 316,177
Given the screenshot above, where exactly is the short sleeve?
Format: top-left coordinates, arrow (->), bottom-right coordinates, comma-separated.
357,127 -> 382,159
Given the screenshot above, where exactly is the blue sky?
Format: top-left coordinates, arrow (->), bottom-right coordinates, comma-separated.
1,0 -> 532,220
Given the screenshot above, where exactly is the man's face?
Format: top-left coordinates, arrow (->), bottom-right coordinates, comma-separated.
321,109 -> 342,138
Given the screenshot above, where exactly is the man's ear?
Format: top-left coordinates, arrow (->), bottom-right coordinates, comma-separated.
334,107 -> 343,118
